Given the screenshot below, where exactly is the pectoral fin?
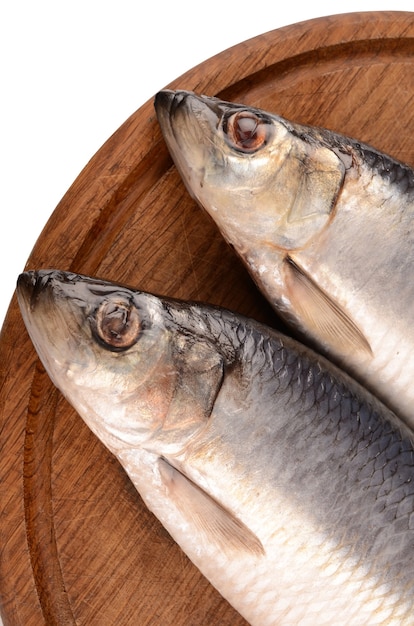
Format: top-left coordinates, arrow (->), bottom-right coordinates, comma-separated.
284,256 -> 372,356
158,458 -> 264,557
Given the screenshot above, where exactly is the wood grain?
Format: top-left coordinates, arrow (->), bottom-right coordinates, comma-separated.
1,11 -> 414,625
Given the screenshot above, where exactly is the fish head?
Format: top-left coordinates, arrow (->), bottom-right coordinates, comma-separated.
155,89 -> 345,256
17,270 -> 223,455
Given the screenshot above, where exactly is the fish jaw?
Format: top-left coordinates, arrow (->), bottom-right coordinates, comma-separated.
155,89 -> 219,204
155,89 -> 345,254
16,270 -> 221,455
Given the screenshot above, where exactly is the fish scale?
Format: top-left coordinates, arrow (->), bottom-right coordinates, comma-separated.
16,269 -> 414,625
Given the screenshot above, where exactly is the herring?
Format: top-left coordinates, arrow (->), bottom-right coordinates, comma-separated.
154,89 -> 414,428
17,269 -> 414,626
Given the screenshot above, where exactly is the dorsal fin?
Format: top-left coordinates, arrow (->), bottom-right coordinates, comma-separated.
158,458 -> 264,557
284,256 -> 372,357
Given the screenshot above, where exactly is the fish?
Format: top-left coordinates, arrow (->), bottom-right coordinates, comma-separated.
154,89 -> 414,429
17,269 -> 414,625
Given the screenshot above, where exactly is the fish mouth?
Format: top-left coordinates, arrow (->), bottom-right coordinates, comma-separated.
154,90 -> 188,137
16,270 -> 82,385
154,89 -> 186,119
17,270 -> 64,311
16,270 -> 83,354
16,270 -> 37,309
155,89 -> 222,149
155,90 -> 233,204
154,89 -> 226,120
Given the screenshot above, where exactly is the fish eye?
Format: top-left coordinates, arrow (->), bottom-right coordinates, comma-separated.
223,111 -> 269,153
93,298 -> 141,351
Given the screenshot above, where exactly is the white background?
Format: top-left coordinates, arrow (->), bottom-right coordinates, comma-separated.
1,2 -> 413,623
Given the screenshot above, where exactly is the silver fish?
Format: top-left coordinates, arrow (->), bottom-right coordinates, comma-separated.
154,89 -> 414,429
17,269 -> 414,625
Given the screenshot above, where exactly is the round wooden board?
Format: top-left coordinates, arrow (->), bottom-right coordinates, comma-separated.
1,11 -> 414,626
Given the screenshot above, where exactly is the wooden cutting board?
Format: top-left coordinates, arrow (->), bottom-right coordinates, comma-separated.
1,11 -> 414,626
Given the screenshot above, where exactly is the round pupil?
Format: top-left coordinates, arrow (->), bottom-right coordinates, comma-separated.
96,300 -> 140,350
225,111 -> 268,152
236,116 -> 258,145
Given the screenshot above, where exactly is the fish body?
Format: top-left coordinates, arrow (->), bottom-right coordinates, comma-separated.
154,89 -> 414,428
17,269 -> 414,625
